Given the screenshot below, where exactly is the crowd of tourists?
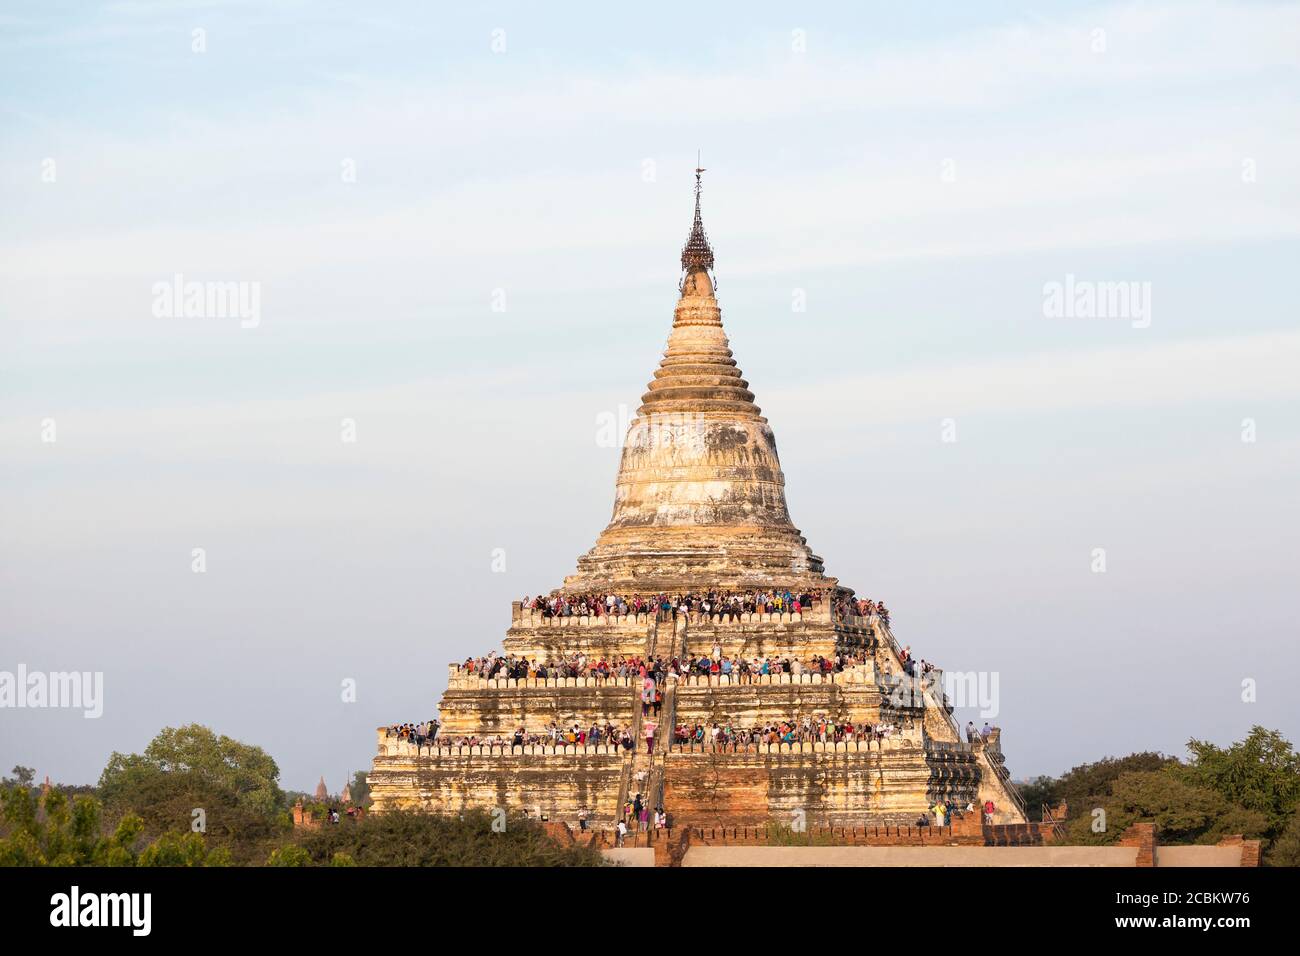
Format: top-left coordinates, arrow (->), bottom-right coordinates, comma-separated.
385,713 -> 921,753
519,587 -> 899,633
894,643 -> 943,681
675,651 -> 870,679
455,649 -> 874,685
920,799 -> 1000,827
597,793 -> 668,844
386,721 -> 439,749
460,653 -> 654,682
522,589 -> 826,621
387,719 -> 649,751
672,717 -> 911,748
496,722 -> 639,750
895,643 -> 929,676
839,596 -> 891,626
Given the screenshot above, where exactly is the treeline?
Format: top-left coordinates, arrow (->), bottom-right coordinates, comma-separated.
1018,726 -> 1300,864
0,724 -> 603,867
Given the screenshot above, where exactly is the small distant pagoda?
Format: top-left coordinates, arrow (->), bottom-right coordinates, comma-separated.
368,169 -> 1026,827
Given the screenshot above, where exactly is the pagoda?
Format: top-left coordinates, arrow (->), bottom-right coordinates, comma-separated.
368,170 -> 1026,828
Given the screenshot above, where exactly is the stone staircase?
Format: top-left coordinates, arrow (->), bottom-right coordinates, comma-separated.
612,626 -> 651,825
645,674 -> 678,806
648,610 -> 687,660
613,613 -> 686,836
871,619 -> 1028,824
644,615 -> 685,812
975,731 -> 1029,822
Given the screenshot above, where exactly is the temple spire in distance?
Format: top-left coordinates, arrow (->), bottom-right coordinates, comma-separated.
680,154 -> 715,274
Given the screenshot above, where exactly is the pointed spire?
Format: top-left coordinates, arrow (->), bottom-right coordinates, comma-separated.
680,157 -> 715,274
563,163 -> 829,594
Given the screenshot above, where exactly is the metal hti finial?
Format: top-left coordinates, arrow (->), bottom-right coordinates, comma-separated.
681,154 -> 715,273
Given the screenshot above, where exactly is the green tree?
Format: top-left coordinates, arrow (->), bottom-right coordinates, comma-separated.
266,844 -> 313,867
100,724 -> 285,818
1176,727 -> 1300,839
1016,775 -> 1059,821
1052,752 -> 1175,821
137,831 -> 232,867
348,770 -> 371,808
1066,770 -> 1268,846
97,724 -> 290,863
0,783 -> 227,866
2,766 -> 35,789
292,809 -> 606,866
1265,809 -> 1300,867
104,768 -> 287,862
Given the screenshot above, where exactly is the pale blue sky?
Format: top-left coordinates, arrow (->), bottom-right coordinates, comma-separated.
2,1 -> 1298,792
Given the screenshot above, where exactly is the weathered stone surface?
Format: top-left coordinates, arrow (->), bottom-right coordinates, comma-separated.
437,683 -> 635,737
563,249 -> 827,595
662,746 -> 979,826
671,675 -> 884,728
369,738 -> 625,820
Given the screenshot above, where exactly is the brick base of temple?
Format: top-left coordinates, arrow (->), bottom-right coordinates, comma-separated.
367,736 -> 991,828
541,820 -> 1263,868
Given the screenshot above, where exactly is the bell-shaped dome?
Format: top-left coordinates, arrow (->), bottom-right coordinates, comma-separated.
563,173 -> 828,594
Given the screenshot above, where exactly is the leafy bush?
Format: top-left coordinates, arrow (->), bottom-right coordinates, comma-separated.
100,724 -> 285,818
1065,771 -> 1268,846
266,844 -> 313,867
97,724 -> 291,863
1265,809 -> 1300,867
293,809 -> 606,866
0,784 -> 227,867
1176,727 -> 1300,840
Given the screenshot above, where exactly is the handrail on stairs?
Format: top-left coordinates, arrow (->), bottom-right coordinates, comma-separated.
1040,802 -> 1066,839
985,749 -> 1028,821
